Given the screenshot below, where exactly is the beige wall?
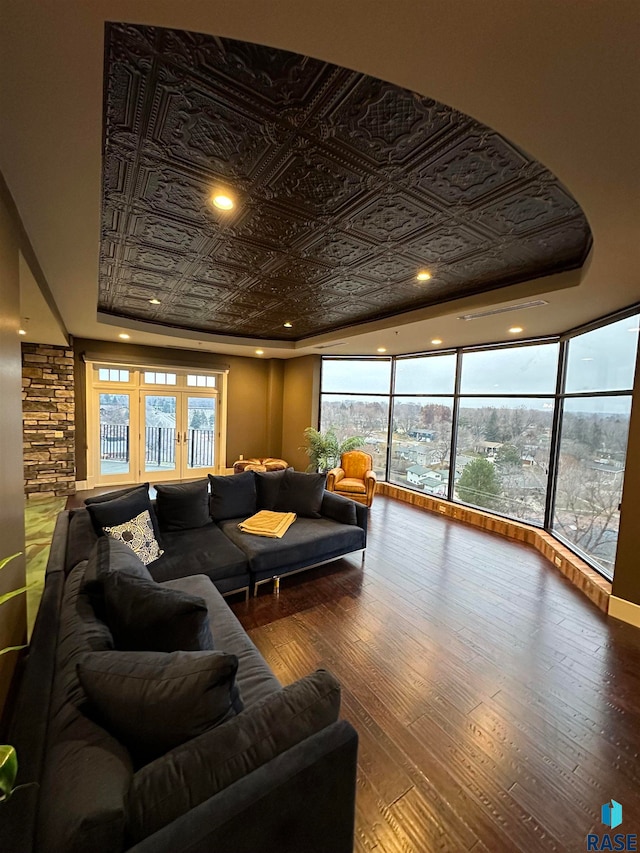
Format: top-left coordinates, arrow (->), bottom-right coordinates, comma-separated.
282,355 -> 320,471
0,177 -> 27,714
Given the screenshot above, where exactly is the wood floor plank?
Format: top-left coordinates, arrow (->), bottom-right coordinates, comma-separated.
228,495 -> 640,852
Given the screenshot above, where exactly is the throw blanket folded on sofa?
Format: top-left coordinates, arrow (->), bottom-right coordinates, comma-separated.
238,511 -> 296,539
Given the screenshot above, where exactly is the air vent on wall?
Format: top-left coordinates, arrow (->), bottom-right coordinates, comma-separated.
314,342 -> 345,349
458,300 -> 548,321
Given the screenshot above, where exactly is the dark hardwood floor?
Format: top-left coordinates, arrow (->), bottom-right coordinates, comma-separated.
229,496 -> 640,853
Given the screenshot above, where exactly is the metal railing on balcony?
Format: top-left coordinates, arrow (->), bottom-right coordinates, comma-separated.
99,424 -> 215,468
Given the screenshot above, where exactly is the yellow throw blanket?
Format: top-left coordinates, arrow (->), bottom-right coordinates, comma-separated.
238,510 -> 297,539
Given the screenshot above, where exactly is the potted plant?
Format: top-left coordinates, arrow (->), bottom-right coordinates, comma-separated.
301,427 -> 365,473
0,552 -> 27,803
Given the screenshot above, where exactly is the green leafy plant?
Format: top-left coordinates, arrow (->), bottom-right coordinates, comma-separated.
301,427 -> 365,473
0,552 -> 27,803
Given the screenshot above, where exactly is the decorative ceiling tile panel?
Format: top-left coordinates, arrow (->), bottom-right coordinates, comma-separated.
100,23 -> 591,341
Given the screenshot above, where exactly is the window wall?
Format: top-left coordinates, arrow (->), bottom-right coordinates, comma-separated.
319,309 -> 639,580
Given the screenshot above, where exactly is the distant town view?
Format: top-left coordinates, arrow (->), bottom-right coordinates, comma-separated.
320,315 -> 638,580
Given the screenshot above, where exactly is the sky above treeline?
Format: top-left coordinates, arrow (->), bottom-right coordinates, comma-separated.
321,314 -> 638,414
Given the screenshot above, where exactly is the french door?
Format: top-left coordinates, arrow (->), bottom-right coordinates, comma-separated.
141,392 -> 216,482
95,380 -> 219,485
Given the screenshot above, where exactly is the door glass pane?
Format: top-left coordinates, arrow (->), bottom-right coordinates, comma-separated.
99,393 -> 130,476
460,343 -> 559,394
552,395 -> 631,578
187,397 -> 216,469
565,315 -> 639,393
144,395 -> 177,473
389,396 -> 453,494
453,397 -> 555,525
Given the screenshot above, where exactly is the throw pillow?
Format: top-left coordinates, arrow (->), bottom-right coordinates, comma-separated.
209,471 -> 256,521
275,470 -> 326,518
83,536 -> 153,618
78,650 -> 243,765
102,570 -> 214,652
104,508 -> 164,565
85,483 -> 150,506
86,485 -> 163,548
254,468 -> 290,511
127,669 -> 341,842
320,491 -> 358,526
155,479 -> 211,532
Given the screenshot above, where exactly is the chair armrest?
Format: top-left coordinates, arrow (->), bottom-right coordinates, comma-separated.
364,470 -> 377,483
326,467 -> 345,491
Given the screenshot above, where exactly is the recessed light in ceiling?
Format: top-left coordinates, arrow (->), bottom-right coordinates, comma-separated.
377,347 -> 387,353
508,326 -> 523,334
255,349 -> 264,355
581,357 -> 594,361
212,193 -> 234,211
416,271 -> 432,281
627,326 -> 640,332
18,329 -> 26,336
149,298 -> 161,305
431,338 -> 443,345
119,333 -> 130,340
283,322 -> 293,328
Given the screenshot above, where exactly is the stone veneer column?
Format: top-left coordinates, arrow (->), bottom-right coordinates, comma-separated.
22,343 -> 76,497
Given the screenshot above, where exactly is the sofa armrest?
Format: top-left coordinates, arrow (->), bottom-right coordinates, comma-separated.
126,720 -> 358,853
321,490 -> 358,525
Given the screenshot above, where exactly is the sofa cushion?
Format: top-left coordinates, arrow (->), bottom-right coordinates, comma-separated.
37,563 -> 132,853
78,650 -> 242,766
275,470 -> 326,518
220,516 -> 365,576
161,575 -> 281,707
127,669 -> 341,843
154,479 -> 211,532
254,468 -> 288,510
86,485 -> 163,547
66,508 -> 99,573
103,508 -> 164,565
149,524 -> 249,585
102,570 -> 214,652
209,471 -> 256,521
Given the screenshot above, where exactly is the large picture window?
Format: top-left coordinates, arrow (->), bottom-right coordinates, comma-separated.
319,310 -> 639,580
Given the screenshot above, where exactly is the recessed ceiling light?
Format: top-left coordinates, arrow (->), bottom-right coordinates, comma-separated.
212,193 -> 234,211
119,333 -> 130,340
377,347 -> 387,353
416,271 -> 432,281
283,322 -> 293,328
255,349 -> 264,356
431,338 -> 443,345
627,326 -> 640,332
149,298 -> 161,305
18,329 -> 26,336
581,357 -> 594,362
508,326 -> 523,334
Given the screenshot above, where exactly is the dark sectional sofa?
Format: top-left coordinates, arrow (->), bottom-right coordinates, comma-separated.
1,471 -> 364,853
66,469 -> 368,597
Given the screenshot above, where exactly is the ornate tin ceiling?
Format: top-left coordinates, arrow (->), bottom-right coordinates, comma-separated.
100,24 -> 591,342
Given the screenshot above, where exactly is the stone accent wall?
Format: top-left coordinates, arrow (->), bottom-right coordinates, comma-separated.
22,343 -> 76,497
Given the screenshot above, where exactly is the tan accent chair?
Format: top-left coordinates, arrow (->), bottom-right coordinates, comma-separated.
327,450 -> 377,508
233,457 -> 288,474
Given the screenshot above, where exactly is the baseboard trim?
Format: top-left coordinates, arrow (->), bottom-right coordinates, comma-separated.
378,482 -> 611,613
609,596 -> 640,628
